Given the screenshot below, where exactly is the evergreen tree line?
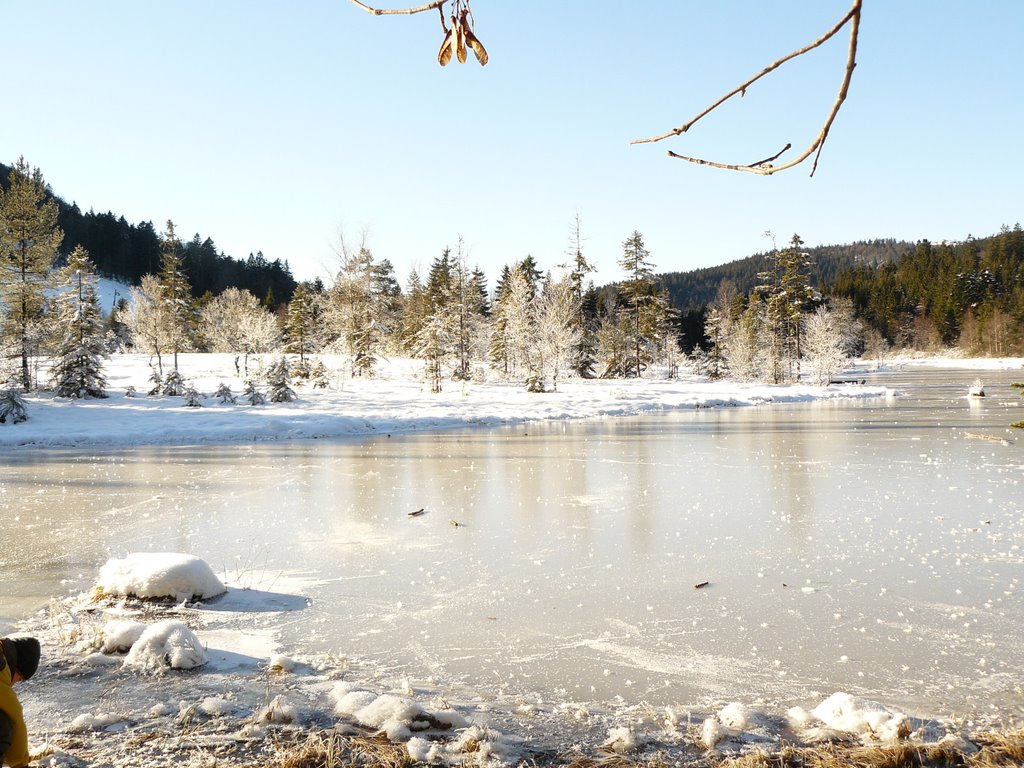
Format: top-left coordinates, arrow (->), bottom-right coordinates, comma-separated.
827,226 -> 1024,354
0,161 -> 297,310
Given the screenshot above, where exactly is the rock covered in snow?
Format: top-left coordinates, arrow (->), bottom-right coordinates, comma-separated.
123,620 -> 208,672
97,552 -> 226,601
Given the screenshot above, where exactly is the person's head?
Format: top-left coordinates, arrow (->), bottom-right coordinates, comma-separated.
3,637 -> 40,683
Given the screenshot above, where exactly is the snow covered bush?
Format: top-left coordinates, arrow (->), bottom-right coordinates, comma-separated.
97,552 -> 226,601
123,619 -> 207,672
0,389 -> 28,424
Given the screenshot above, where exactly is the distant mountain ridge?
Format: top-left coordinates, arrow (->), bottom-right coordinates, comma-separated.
657,238 -> 915,311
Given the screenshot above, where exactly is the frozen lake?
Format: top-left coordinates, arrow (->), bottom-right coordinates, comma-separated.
3,367 -> 1023,725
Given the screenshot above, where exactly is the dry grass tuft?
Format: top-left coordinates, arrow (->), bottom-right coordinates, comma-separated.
970,728 -> 1024,766
274,731 -> 413,768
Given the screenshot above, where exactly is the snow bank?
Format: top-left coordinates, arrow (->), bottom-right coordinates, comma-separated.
123,619 -> 208,672
97,552 -> 226,601
1,353 -> 894,449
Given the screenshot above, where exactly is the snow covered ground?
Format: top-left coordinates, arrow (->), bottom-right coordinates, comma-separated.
1,352 -> 903,449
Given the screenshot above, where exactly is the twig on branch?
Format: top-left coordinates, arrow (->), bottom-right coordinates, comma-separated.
348,0 -> 446,15
632,0 -> 862,176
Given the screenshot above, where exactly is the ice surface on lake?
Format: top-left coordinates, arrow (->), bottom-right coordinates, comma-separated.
3,367 -> 1024,748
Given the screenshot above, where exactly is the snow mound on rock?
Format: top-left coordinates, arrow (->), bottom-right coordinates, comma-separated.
123,620 -> 208,672
98,552 -> 226,601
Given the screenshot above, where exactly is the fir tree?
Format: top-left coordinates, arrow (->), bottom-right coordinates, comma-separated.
243,379 -> 266,405
0,388 -> 28,423
310,360 -> 329,389
565,212 -> 598,378
214,382 -> 237,404
267,357 -> 296,402
284,282 -> 316,363
158,220 -> 194,374
162,368 -> 185,396
51,246 -> 109,399
0,158 -> 63,391
183,383 -> 203,407
617,230 -> 658,377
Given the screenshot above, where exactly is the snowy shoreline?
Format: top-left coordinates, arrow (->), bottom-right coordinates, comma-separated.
0,353 -> 906,450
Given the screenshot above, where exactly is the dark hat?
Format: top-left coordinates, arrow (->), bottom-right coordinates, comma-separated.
6,637 -> 41,681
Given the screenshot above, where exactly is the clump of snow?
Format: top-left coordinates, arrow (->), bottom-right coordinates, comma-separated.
69,712 -> 127,733
806,692 -> 910,743
123,620 -> 207,672
330,681 -> 469,742
701,717 -> 723,749
99,619 -> 147,653
267,653 -> 297,673
717,702 -> 748,729
257,694 -> 298,724
199,697 -> 237,717
448,725 -> 511,763
98,552 -> 226,601
407,736 -> 443,763
602,725 -> 639,753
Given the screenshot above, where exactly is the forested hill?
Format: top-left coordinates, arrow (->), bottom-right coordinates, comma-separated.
658,238 -> 913,311
0,161 -> 297,308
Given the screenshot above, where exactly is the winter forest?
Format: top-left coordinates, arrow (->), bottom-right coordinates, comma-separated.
2,157 -> 1023,423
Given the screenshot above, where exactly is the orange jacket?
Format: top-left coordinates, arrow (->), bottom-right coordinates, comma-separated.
0,654 -> 28,768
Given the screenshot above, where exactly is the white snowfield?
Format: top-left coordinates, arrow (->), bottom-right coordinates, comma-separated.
0,353 -> 902,449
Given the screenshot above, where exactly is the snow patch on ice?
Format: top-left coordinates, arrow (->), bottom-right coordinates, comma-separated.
98,552 -> 226,601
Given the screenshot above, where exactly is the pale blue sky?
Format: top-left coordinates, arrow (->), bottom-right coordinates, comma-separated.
3,2 -> 1021,287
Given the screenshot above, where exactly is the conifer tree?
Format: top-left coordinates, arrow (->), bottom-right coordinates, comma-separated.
0,388 -> 28,423
158,220 -> 194,374
51,246 -> 109,398
243,379 -> 266,405
327,243 -> 384,376
617,230 -> 658,377
757,232 -> 815,382
566,213 -> 598,378
0,158 -> 63,391
267,357 -> 296,402
285,283 -> 316,363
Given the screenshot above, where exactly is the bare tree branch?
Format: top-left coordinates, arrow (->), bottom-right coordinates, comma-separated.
348,0 -> 446,15
633,0 -> 862,177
